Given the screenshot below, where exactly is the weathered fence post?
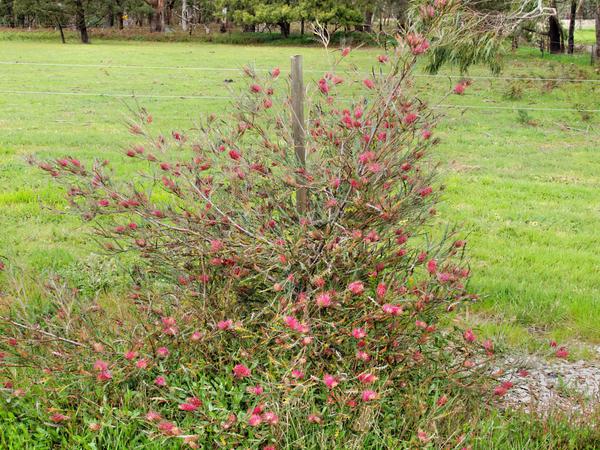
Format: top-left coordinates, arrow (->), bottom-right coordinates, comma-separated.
290,55 -> 308,215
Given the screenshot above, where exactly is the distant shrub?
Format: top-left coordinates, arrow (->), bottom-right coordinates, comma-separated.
503,81 -> 525,100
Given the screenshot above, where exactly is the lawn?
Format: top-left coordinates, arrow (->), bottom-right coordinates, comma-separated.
0,39 -> 599,352
575,27 -> 597,45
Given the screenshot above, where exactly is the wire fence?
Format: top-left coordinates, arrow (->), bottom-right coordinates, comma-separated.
1,59 -> 599,125
1,60 -> 600,83
1,89 -> 599,114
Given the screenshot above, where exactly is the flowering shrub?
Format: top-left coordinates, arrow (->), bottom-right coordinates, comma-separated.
0,4 -> 514,448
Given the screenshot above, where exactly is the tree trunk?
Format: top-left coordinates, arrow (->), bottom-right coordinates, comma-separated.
300,19 -> 304,36
363,10 -> 373,33
6,0 -> 15,27
117,12 -> 124,29
512,32 -> 519,50
549,15 -> 562,53
57,21 -> 66,44
148,0 -> 165,32
567,0 -> 576,54
181,0 -> 189,31
74,0 -> 90,44
279,21 -> 290,37
596,3 -> 600,58
165,0 -> 175,26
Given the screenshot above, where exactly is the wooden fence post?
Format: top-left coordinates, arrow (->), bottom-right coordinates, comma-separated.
290,55 -> 308,215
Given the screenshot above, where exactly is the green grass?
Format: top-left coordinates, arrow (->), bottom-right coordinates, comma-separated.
0,38 -> 599,350
575,27 -> 597,45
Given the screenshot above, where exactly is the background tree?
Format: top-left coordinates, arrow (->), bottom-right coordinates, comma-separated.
144,0 -> 164,31
595,0 -> 600,57
567,0 -> 577,53
10,0 -> 70,41
73,0 -> 89,43
0,0 -> 16,26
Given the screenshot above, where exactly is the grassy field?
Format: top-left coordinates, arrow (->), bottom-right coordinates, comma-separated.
575,27 -> 597,45
0,38 -> 599,354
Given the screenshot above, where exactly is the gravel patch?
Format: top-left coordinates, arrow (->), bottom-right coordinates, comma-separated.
502,350 -> 600,415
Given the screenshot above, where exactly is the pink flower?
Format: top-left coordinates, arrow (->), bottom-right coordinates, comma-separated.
262,411 -> 279,425
247,385 -> 264,395
217,319 -> 233,330
415,320 -> 427,329
427,259 -> 437,274
502,381 -> 514,390
376,282 -> 387,298
97,199 -> 109,207
406,33 -> 430,55
157,420 -> 178,435
347,281 -> 364,295
190,331 -> 203,341
419,186 -> 433,197
555,347 -> 569,358
341,47 -> 351,57
96,370 -> 112,382
233,364 -> 251,379
382,303 -> 403,316
284,315 -> 299,331
291,369 -> 305,379
422,129 -> 432,140
361,390 -> 378,402
352,328 -> 366,339
146,411 -> 162,422
271,67 -> 280,78
179,403 -> 198,412
156,347 -> 169,358
136,358 -> 149,369
93,360 -> 109,371
210,239 -> 223,252
377,55 -> 389,63
307,414 -> 322,424
318,78 -> 330,95
161,316 -> 178,335
417,430 -> 430,443
437,395 -> 448,407
363,78 -> 375,89
454,83 -> 466,95
357,373 -> 377,384
403,113 -> 418,125
316,292 -> 332,307
229,149 -> 241,160
493,385 -> 508,397
358,151 -> 375,164
323,374 -> 339,389
463,329 -> 476,343
155,376 -> 167,387
248,414 -> 262,427
356,350 -> 371,362
263,98 -> 273,109
50,413 -> 68,423
189,397 -> 202,407
250,84 -> 262,93
483,339 -> 494,354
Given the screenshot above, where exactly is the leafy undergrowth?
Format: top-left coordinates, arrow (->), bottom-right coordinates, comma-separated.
0,27 -> 378,47
1,391 -> 599,449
